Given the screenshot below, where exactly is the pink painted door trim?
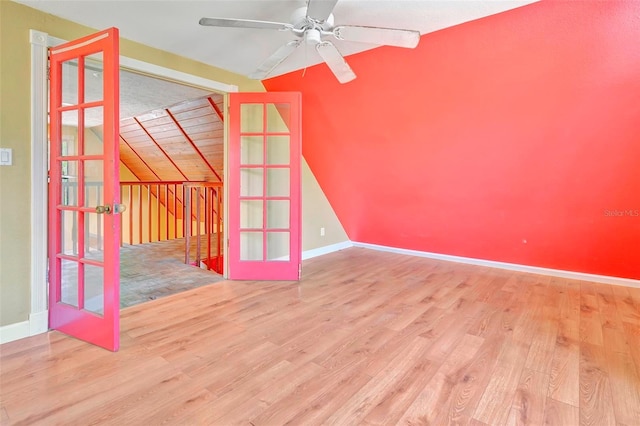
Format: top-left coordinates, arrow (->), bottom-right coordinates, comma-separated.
228,92 -> 302,280
48,28 -> 120,351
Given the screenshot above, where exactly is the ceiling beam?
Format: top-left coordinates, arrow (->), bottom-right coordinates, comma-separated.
119,135 -> 162,181
165,109 -> 222,182
133,116 -> 190,181
207,97 -> 224,123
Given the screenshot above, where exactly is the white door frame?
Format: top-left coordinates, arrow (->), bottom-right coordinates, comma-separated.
29,29 -> 237,337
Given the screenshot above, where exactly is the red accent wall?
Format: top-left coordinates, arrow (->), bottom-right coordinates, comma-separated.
264,0 -> 640,280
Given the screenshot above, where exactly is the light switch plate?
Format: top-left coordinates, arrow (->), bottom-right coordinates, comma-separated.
0,148 -> 12,166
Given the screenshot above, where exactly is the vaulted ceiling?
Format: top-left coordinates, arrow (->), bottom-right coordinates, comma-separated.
119,94 -> 224,183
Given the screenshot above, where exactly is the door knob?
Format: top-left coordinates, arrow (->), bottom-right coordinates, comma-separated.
95,205 -> 111,214
95,204 -> 126,214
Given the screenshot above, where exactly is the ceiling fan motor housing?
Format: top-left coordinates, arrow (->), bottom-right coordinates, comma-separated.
305,28 -> 322,44
290,6 -> 334,32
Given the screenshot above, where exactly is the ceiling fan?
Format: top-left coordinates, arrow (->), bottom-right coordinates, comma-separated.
199,0 -> 420,83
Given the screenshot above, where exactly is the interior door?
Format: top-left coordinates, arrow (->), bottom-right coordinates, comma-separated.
228,92 -> 301,280
48,28 -> 121,351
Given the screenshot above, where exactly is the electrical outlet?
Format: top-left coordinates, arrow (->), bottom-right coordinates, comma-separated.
320,227 -> 325,237
0,148 -> 12,166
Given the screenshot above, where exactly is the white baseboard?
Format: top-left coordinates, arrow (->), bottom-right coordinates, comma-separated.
353,241 -> 640,289
303,240 -> 354,260
29,310 -> 49,335
0,310 -> 49,345
0,320 -> 31,344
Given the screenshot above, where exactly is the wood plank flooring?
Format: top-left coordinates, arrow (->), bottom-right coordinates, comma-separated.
1,247 -> 639,425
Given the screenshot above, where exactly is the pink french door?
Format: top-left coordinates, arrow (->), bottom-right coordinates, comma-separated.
228,92 -> 302,280
48,28 -> 121,351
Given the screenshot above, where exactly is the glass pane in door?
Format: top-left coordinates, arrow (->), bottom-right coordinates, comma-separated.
83,160 -> 104,207
240,200 -> 263,229
62,59 -> 79,106
267,232 -> 290,261
61,259 -> 79,307
84,54 -> 104,103
267,200 -> 289,229
84,107 -> 104,156
84,263 -> 104,316
266,103 -> 290,132
84,212 -> 104,261
240,168 -> 263,197
240,104 -> 263,132
241,136 -> 264,165
240,232 -> 263,261
266,168 -> 290,197
266,136 -> 290,165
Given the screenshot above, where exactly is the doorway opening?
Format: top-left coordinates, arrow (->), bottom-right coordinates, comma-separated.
113,70 -> 227,306
111,66 -> 227,307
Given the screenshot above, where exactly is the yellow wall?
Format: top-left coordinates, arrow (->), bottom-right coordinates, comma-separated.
0,0 -> 348,328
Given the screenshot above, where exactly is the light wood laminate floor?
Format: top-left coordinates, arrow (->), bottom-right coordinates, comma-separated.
1,247 -> 639,425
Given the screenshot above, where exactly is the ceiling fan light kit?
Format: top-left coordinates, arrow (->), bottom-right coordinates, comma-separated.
200,0 -> 421,83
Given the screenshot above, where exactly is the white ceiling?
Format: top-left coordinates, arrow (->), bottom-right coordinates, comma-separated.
17,0 -> 538,79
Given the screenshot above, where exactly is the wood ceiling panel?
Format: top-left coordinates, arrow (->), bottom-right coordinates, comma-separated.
120,129 -> 150,139
119,94 -> 225,183
171,107 -> 217,122
120,123 -> 143,133
124,131 -> 152,141
178,122 -> 222,135
135,114 -> 173,125
151,168 -> 185,181
121,139 -> 156,152
168,97 -> 212,114
191,120 -> 223,131
188,129 -> 224,139
174,115 -> 219,129
196,141 -> 224,150
193,146 -> 224,157
145,128 -> 184,139
198,149 -> 224,159
152,135 -> 195,145
141,117 -> 178,128
119,138 -> 161,181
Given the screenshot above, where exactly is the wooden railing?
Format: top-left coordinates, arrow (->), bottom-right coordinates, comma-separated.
120,181 -> 186,245
120,181 -> 223,274
183,182 -> 223,274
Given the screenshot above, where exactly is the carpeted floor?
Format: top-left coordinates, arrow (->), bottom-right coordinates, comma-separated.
119,237 -> 224,308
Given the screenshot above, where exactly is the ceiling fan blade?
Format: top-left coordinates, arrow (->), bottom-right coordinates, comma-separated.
306,0 -> 339,22
316,41 -> 356,84
249,40 -> 302,80
199,17 -> 292,31
333,26 -> 420,48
